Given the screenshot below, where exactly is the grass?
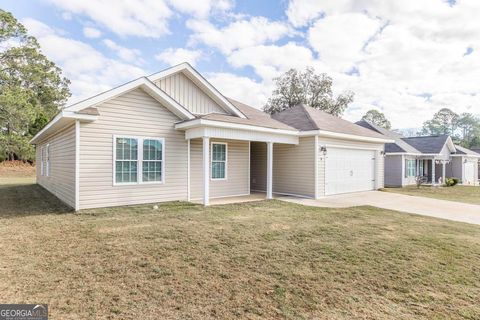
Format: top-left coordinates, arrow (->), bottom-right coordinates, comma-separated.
1,171 -> 480,319
382,185 -> 480,205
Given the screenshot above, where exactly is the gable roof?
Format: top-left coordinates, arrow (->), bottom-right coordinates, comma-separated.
401,135 -> 455,154
356,120 -> 420,154
31,77 -> 196,144
148,62 -> 247,119
452,144 -> 480,157
175,98 -> 298,132
272,105 -> 388,139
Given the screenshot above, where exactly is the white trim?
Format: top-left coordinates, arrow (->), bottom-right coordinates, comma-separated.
187,139 -> 191,201
323,143 -> 383,151
248,141 -> 251,195
202,137 -> 210,206
40,146 -> 44,176
66,77 -> 195,119
75,120 -> 80,211
30,111 -> 97,144
266,141 -> 273,199
210,142 -> 228,181
175,118 -> 298,136
314,135 -> 319,199
45,144 -> 50,177
147,62 -> 247,119
451,154 -> 480,158
298,130 -> 394,143
112,135 -> 165,186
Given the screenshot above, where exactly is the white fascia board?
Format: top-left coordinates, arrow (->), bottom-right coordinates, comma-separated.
148,62 -> 247,119
29,111 -> 97,144
175,119 -> 299,136
451,154 -> 480,158
317,130 -> 395,144
65,77 -> 195,120
387,152 -> 443,157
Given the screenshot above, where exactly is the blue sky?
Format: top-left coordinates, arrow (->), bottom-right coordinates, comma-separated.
3,0 -> 480,128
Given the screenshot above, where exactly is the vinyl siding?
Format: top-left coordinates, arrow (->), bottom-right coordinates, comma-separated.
190,138 -> 249,200
155,72 -> 227,115
78,88 -> 188,209
273,137 -> 316,198
317,137 -> 385,194
36,124 -> 76,208
385,155 -> 403,187
250,142 -> 267,191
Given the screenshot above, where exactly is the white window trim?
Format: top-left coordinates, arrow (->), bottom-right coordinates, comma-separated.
45,144 -> 50,177
406,159 -> 416,177
211,142 -> 227,181
112,135 -> 165,186
40,146 -> 44,176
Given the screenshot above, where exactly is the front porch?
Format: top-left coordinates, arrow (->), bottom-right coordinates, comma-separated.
404,156 -> 450,185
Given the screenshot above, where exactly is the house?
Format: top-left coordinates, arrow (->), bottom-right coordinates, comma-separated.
356,120 -> 480,187
30,63 -> 392,210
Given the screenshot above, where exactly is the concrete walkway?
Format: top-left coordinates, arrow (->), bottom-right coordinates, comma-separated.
278,191 -> 480,225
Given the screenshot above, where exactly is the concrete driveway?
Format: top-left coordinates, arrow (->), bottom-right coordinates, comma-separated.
278,191 -> 480,225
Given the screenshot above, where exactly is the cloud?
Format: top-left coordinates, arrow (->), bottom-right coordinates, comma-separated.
46,0 -> 173,38
207,72 -> 272,109
167,0 -> 233,18
83,26 -> 102,38
22,18 -> 146,104
155,48 -> 202,66
187,17 -> 296,54
103,39 -> 143,64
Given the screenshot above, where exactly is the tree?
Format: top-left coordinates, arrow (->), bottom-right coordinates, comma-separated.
361,109 -> 392,129
420,108 -> 459,136
0,9 -> 70,161
263,67 -> 354,116
456,113 -> 480,147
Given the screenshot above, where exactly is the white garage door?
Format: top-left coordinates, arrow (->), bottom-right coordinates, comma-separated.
325,148 -> 375,195
464,162 -> 475,185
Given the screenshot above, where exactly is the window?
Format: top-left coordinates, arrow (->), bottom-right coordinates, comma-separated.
40,146 -> 44,176
406,159 -> 416,177
211,142 -> 227,180
419,160 -> 424,176
114,136 -> 164,185
142,139 -> 163,182
45,144 -> 50,176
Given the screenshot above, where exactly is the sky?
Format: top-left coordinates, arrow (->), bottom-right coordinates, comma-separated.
3,0 -> 480,128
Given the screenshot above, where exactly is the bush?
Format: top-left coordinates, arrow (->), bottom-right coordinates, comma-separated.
445,177 -> 459,187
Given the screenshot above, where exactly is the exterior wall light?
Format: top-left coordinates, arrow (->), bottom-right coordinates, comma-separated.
320,146 -> 327,155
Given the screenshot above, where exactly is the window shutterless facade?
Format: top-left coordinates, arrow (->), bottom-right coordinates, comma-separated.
406,159 -> 416,177
211,142 -> 227,180
113,136 -> 164,185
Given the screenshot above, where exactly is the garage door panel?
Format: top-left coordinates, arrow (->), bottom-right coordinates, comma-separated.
325,148 -> 375,195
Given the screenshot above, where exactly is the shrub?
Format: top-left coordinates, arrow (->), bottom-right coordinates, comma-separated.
445,177 -> 459,187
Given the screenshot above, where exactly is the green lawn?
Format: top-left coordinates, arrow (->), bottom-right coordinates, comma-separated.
1,173 -> 480,319
382,185 -> 480,205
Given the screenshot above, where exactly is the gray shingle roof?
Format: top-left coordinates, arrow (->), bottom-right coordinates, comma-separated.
190,98 -> 297,131
356,120 -> 420,153
453,144 -> 480,156
271,105 -> 387,139
401,135 -> 450,154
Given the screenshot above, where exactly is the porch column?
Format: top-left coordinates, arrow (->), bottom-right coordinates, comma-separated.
432,159 -> 436,184
266,141 -> 273,199
442,161 -> 446,183
203,136 -> 210,206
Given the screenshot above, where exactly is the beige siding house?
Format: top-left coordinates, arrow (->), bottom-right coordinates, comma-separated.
31,63 -> 392,210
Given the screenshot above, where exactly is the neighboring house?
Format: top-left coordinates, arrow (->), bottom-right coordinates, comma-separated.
356,120 -> 480,187
30,63 -> 392,210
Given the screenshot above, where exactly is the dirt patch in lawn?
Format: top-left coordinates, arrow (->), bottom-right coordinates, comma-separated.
1,176 -> 480,319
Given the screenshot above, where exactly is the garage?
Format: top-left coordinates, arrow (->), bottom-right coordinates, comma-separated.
325,148 -> 376,195
464,161 -> 475,185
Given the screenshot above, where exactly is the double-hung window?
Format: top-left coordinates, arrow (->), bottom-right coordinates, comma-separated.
211,142 -> 227,180
406,159 -> 416,177
40,145 -> 49,176
114,136 -> 164,185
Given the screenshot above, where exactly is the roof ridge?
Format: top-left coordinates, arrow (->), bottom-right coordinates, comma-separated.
299,105 -> 320,130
